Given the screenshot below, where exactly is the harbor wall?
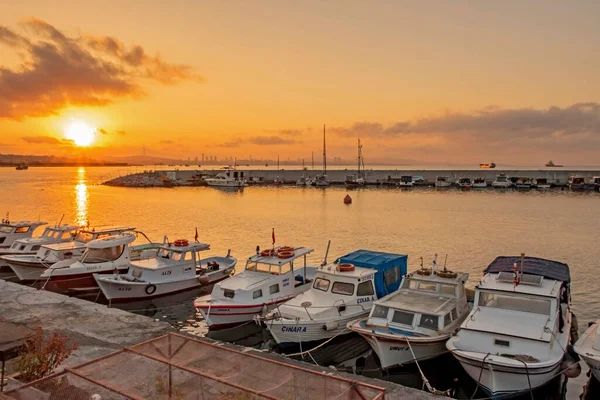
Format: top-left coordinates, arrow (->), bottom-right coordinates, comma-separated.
104,168 -> 600,187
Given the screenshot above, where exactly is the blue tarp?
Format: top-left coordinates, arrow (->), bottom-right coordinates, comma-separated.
336,250 -> 408,298
484,256 -> 570,283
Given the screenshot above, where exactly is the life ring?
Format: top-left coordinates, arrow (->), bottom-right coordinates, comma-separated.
436,270 -> 458,279
416,268 -> 432,276
337,263 -> 355,272
174,239 -> 188,247
278,246 -> 295,253
277,250 -> 295,259
261,249 -> 277,257
145,284 -> 157,295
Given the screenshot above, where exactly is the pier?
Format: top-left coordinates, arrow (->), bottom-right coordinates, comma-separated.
104,168 -> 600,187
0,280 -> 436,399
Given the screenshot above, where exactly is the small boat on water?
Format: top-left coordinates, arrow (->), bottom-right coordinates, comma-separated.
345,139 -> 367,189
348,255 -> 470,369
95,239 -> 236,302
263,250 -> 407,349
204,168 -> 247,187
492,174 -> 512,188
594,176 -> 600,192
194,245 -> 319,330
545,160 -> 563,167
534,177 -> 552,189
398,176 -> 413,187
457,177 -> 473,189
473,178 -> 487,188
515,177 -> 533,189
568,176 -> 586,190
0,223 -> 80,268
3,226 -> 146,282
313,125 -> 329,187
574,319 -> 600,382
447,255 -> 573,396
480,162 -> 496,169
15,163 -> 29,170
434,176 -> 452,188
0,220 -> 47,250
40,233 -> 160,292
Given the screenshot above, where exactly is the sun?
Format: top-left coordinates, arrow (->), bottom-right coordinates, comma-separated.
64,120 -> 96,147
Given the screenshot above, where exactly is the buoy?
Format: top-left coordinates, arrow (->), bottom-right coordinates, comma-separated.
344,194 -> 352,204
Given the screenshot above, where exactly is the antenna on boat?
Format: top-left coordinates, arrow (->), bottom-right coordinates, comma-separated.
323,124 -> 327,175
420,256 -> 424,270
443,254 -> 448,272
57,214 -> 64,227
432,253 -> 438,275
520,252 -> 525,279
321,240 -> 331,267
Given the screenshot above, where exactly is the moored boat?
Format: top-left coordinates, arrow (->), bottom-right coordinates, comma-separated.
194,245 -> 319,330
492,173 -> 512,188
434,176 -> 452,188
204,168 -> 247,187
574,319 -> 600,381
15,163 -> 29,170
534,178 -> 552,189
264,250 -> 407,349
568,176 -> 586,190
0,220 -> 47,250
515,177 -> 533,189
95,239 -> 236,302
446,255 -> 573,396
345,139 -> 366,189
40,233 -> 160,292
398,176 -> 413,187
472,178 -> 487,188
480,162 -> 496,169
594,176 -> 600,192
348,256 -> 470,369
457,177 -> 472,189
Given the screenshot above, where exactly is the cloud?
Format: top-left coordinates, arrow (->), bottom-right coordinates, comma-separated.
0,18 -> 203,120
117,130 -> 126,135
159,140 -> 174,145
20,135 -> 62,144
248,136 -> 299,145
213,140 -> 241,148
332,104 -> 600,143
277,129 -> 302,137
98,128 -> 108,135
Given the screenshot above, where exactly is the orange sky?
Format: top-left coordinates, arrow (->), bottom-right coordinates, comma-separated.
1,1 -> 600,165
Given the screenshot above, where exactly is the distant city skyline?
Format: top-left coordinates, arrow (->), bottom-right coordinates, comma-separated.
1,1 -> 600,165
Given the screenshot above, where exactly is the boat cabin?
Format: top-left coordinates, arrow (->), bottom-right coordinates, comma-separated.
458,177 -> 472,185
569,176 -> 585,185
6,224 -> 79,253
436,176 -> 449,182
0,221 -> 47,248
74,226 -> 137,243
593,176 -> 600,185
36,242 -> 87,263
474,178 -> 485,184
366,271 -> 469,335
128,240 -> 211,281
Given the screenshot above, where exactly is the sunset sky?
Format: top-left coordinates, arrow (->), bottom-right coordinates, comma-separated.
1,1 -> 600,165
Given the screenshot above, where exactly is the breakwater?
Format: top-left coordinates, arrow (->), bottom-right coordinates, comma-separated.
103,168 -> 600,187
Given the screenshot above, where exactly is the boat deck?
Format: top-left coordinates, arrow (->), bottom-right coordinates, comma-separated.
379,290 -> 455,315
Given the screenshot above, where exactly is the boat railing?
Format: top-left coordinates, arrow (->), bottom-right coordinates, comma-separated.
275,299 -> 368,321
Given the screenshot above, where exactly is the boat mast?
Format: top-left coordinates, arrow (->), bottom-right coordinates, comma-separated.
311,151 -> 314,170
357,138 -> 362,177
323,124 -> 327,174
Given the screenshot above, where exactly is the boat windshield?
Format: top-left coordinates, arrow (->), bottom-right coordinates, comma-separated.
75,231 -> 95,242
0,226 -> 13,233
478,291 -> 551,315
82,245 -> 125,263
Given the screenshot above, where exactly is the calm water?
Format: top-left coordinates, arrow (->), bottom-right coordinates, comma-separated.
2,166 -> 599,398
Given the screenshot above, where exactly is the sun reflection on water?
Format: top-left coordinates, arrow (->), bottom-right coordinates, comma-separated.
75,167 -> 88,226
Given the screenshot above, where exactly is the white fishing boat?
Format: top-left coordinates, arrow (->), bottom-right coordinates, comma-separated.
204,168 -> 247,187
3,226 -> 144,282
398,176 -> 413,187
40,233 -> 159,292
296,175 -> 314,186
472,178 -> 487,188
446,255 -> 572,396
0,220 -> 47,250
593,176 -> 600,192
534,177 -> 552,189
95,239 -> 236,302
574,319 -> 600,381
263,250 -> 407,348
456,177 -> 472,189
492,174 -> 512,188
0,224 -> 80,267
568,175 -> 589,190
348,256 -> 470,369
194,245 -> 319,330
434,176 -> 452,188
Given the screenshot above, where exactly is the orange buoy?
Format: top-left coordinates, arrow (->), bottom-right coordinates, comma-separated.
344,194 -> 352,204
277,250 -> 295,259
337,263 -> 355,272
174,239 -> 189,247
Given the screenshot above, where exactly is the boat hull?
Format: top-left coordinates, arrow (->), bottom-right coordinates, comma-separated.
196,297 -> 292,330
44,268 -> 129,292
434,182 -> 451,188
472,183 -> 487,188
492,182 -> 511,188
268,311 -> 368,347
96,268 -> 233,302
7,261 -> 46,282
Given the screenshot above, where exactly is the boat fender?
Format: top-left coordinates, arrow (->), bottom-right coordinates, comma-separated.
198,275 -> 210,286
322,321 -> 338,331
145,284 -> 157,295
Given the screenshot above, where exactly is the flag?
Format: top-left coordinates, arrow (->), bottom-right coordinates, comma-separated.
272,228 -> 275,245
195,227 -> 199,242
86,219 -> 90,228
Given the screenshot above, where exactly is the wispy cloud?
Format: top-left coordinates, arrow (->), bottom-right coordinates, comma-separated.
21,135 -> 64,144
0,18 -> 203,120
117,130 -> 126,136
248,136 -> 299,145
98,128 -> 108,135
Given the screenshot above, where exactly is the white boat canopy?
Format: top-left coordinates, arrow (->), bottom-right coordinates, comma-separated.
87,234 -> 136,249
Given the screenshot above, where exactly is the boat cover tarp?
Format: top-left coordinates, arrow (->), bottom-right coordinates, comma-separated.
336,250 -> 408,298
484,256 -> 570,283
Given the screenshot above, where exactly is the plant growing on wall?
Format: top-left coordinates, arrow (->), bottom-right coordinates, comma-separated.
14,327 -> 78,382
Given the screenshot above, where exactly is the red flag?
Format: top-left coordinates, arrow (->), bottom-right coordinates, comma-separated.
195,227 -> 199,242
272,228 -> 275,245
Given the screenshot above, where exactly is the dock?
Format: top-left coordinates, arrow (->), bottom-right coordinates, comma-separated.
0,280 -> 436,399
103,168 -> 600,188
